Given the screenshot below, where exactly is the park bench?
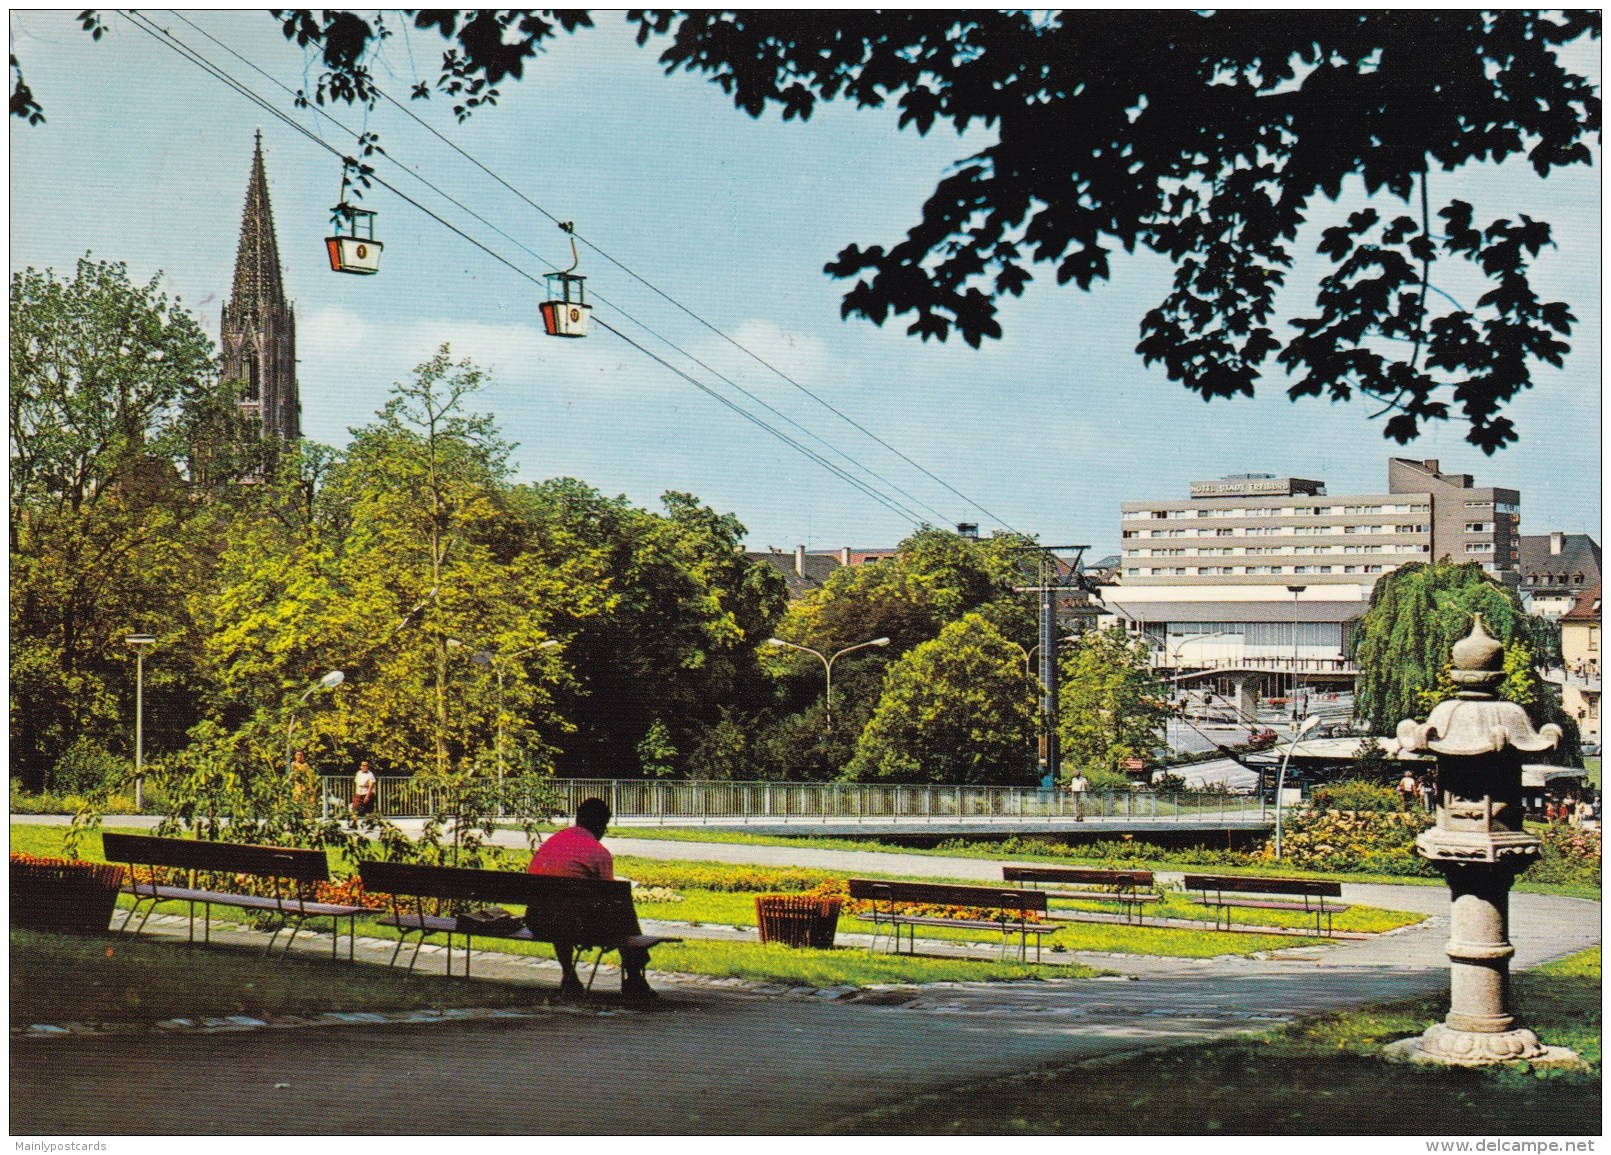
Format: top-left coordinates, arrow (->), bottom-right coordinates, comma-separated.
356,859 -> 679,987
1002,866 -> 1160,924
846,878 -> 1053,962
1183,873 -> 1349,936
101,832 -> 364,961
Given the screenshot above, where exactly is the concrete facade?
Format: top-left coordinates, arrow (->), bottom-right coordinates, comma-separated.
1105,458 -> 1522,681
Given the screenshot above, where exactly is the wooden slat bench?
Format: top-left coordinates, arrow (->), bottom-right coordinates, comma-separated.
1183,873 -> 1350,936
1002,866 -> 1160,924
356,860 -> 679,988
846,879 -> 1054,962
101,832 -> 364,961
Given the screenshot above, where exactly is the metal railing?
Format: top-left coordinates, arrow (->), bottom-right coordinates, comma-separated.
320,776 -> 1267,825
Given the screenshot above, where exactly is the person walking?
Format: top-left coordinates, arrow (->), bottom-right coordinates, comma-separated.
352,760 -> 378,817
1397,769 -> 1419,810
1067,771 -> 1090,821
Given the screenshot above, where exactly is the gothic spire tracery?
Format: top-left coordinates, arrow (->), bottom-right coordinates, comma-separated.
219,131 -> 298,451
231,130 -> 287,312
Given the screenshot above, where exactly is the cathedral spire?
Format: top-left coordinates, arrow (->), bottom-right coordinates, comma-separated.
219,133 -> 299,451
231,130 -> 286,312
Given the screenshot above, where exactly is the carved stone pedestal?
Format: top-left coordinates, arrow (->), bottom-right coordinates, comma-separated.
1385,615 -> 1579,1069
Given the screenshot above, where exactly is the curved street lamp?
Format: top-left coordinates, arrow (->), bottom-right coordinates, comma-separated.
767,636 -> 890,732
286,669 -> 345,775
1273,712 -> 1323,859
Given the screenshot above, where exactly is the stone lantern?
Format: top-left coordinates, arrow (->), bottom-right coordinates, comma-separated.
1387,615 -> 1577,1066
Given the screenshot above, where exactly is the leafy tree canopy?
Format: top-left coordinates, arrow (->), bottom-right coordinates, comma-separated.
777,526 -> 1034,656
847,612 -> 1035,786
38,10 -> 1598,451
10,258 -> 231,787
1351,559 -> 1554,732
1056,625 -> 1169,780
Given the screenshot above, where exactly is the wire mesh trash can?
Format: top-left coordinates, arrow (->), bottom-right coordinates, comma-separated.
755,895 -> 841,949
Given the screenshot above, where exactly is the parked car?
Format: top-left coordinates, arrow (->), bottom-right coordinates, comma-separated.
1582,741 -> 1600,757
1246,729 -> 1279,751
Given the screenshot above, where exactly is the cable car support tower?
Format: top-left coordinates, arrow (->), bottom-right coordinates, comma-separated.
1014,544 -> 1104,781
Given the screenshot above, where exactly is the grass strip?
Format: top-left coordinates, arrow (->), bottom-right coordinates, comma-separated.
832,948 -> 1602,1135
9,928 -> 547,1026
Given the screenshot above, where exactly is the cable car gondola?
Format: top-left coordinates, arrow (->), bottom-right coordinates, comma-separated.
326,202 -> 383,275
541,222 -> 591,337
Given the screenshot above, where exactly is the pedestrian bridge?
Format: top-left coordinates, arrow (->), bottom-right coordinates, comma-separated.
320,776 -> 1273,841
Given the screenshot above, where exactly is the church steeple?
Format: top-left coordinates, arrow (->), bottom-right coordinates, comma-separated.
220,131 -> 299,449
231,130 -> 287,312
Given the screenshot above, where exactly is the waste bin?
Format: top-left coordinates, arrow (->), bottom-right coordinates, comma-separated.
754,894 -> 841,949
10,855 -> 124,935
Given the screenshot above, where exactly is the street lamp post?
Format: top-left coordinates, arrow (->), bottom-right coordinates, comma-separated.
1273,712 -> 1322,859
448,637 -> 563,795
1286,584 -> 1305,725
767,636 -> 890,731
124,635 -> 155,810
286,670 -> 345,776
493,640 -> 561,789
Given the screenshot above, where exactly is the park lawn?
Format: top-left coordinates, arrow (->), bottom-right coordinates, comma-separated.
9,927 -> 545,1026
10,824 -> 1419,959
835,948 -> 1603,1136
1053,891 -> 1425,935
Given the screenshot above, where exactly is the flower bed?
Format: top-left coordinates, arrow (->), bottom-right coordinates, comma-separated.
10,853 -> 125,934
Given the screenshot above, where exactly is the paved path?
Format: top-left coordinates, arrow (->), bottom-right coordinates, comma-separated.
9,814 -> 1601,1134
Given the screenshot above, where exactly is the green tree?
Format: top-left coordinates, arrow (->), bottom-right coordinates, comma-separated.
1352,560 -> 1550,731
512,480 -> 787,778
847,613 -> 1034,785
9,257 -> 226,788
63,10 -> 1597,449
1056,625 -> 1169,781
778,527 -> 1034,659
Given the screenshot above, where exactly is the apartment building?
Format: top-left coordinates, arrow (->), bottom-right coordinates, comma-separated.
1102,458 -> 1521,678
1118,459 -> 1517,589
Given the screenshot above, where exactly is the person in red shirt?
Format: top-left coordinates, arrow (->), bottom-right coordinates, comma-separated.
528,798 -> 653,1000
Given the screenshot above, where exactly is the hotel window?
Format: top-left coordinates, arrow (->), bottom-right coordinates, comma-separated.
1395,524 -> 1428,534
1465,500 -> 1492,508
1216,528 -> 1234,537
1319,566 -> 1334,574
1365,565 -> 1384,573
1465,522 -> 1492,533
1496,501 -> 1520,514
1345,505 -> 1382,514
1344,565 -> 1360,573
1465,542 -> 1493,553
1125,568 -> 1140,576
1122,530 -> 1138,539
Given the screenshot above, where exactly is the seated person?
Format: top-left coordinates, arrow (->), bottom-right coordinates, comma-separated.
527,797 -> 654,1000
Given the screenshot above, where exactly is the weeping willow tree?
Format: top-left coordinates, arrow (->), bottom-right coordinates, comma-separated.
1352,561 -> 1550,733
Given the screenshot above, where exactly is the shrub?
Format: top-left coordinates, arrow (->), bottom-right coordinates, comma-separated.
1526,823 -> 1602,887
1309,779 -> 1403,813
1266,808 -> 1436,876
47,739 -> 129,797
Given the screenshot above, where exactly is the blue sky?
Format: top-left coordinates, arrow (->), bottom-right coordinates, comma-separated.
10,11 -> 1602,557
